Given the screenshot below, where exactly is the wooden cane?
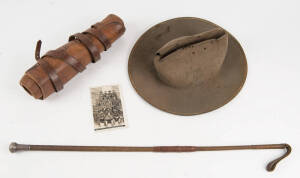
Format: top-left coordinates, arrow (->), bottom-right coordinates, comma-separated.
9,142 -> 291,172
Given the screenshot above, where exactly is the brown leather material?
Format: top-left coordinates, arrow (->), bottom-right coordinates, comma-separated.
44,50 -> 86,72
69,33 -> 101,63
89,21 -> 125,50
128,17 -> 247,115
84,28 -> 111,50
35,40 -> 42,61
37,59 -> 64,92
20,14 -> 126,99
92,19 -> 125,45
35,40 -> 64,92
20,75 -> 43,99
23,63 -> 56,99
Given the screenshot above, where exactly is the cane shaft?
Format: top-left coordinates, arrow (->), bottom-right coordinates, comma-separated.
195,144 -> 287,151
9,142 -> 291,172
30,145 -> 154,152
9,143 -> 289,152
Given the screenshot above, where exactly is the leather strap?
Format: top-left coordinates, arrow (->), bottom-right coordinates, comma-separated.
44,50 -> 85,72
84,28 -> 111,50
37,59 -> 63,92
91,21 -> 125,50
69,33 -> 100,63
34,40 -> 64,92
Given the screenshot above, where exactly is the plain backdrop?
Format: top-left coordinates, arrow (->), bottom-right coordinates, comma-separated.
0,0 -> 299,177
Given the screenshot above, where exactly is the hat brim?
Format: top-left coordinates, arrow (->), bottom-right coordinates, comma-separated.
128,17 -> 247,116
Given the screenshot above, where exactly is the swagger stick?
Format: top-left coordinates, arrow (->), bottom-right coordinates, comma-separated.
9,142 -> 291,172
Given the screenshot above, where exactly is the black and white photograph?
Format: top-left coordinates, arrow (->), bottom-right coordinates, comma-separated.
90,85 -> 125,130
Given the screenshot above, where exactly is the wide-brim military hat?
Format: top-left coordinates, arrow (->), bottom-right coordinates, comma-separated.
128,17 -> 247,116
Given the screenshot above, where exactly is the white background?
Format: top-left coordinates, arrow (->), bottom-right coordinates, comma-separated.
0,0 -> 299,177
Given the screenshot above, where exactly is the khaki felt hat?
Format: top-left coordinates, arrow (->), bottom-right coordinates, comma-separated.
128,17 -> 247,116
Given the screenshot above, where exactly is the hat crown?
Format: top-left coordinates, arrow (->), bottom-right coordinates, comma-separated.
154,28 -> 228,88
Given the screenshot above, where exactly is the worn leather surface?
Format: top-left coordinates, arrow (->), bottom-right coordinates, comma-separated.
128,17 -> 247,116
34,40 -> 64,92
45,50 -> 86,73
69,33 -> 101,63
84,27 -> 111,50
20,14 -> 125,99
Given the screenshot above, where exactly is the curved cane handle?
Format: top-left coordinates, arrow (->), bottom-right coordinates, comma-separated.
266,144 -> 291,172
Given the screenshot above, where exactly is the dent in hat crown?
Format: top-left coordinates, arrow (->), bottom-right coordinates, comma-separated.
153,28 -> 228,88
